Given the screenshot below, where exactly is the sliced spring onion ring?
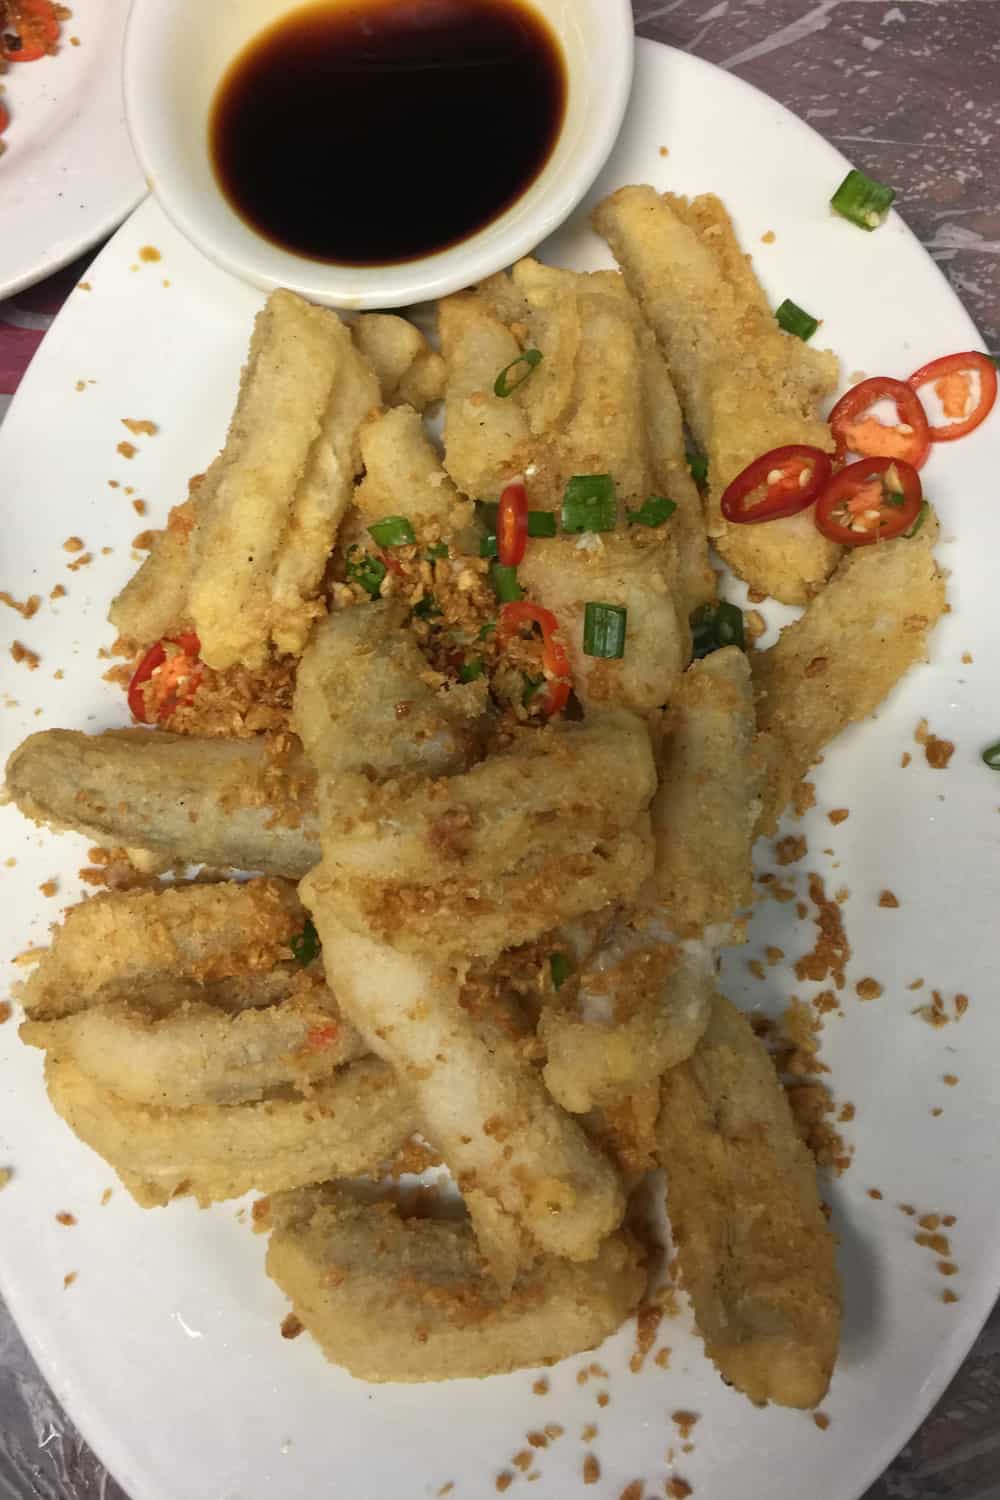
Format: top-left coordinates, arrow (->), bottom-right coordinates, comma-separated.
459,658 -> 484,683
775,298 -> 819,342
561,474 -> 617,533
982,741 -> 1000,770
831,168 -> 896,230
491,563 -> 523,603
686,445 -> 708,486
550,952 -> 573,990
367,515 -> 416,548
290,919 -> 320,966
627,495 -> 677,527
583,601 -> 627,659
346,546 -> 387,598
690,601 -> 745,659
493,348 -> 542,398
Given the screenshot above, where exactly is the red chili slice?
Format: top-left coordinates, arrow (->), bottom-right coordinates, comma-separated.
0,103 -> 10,134
720,445 -> 832,524
1,0 -> 60,61
378,548 -> 406,578
127,631 -> 203,722
498,600 -> 571,716
907,351 -> 997,442
497,481 -> 528,567
828,376 -> 930,469
814,457 -> 922,547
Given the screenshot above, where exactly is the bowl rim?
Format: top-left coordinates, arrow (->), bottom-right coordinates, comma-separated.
122,0 -> 636,309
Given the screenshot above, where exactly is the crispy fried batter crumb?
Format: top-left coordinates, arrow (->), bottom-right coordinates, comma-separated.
838,1103 -> 855,1122
583,1455 -> 601,1485
774,835 -> 807,866
931,1107 -> 943,1117
744,608 -> 766,646
765,946 -> 785,964
827,809 -> 849,825
513,1451 -> 532,1472
38,880 -> 58,898
868,1188 -> 883,1200
544,1425 -> 564,1441
938,1261 -> 959,1276
747,959 -> 765,980
0,591 -> 41,619
63,536 -> 84,552
961,651 -> 973,664
908,978 -> 924,991
117,441 -> 137,460
0,1169 -> 11,1190
629,1304 -> 663,1373
671,1413 -> 699,1440
654,1347 -> 671,1368
942,1289 -> 960,1303
901,751 -> 912,768
855,978 -> 882,1001
122,418 -> 158,437
924,734 -> 955,769
666,1482 -> 693,1500
943,1074 -> 959,1087
794,874 -> 850,988
139,245 -> 161,262
10,641 -> 40,670
792,779 -> 816,817
597,1393 -> 610,1408
63,1271 -> 77,1288
619,1482 -> 643,1500
0,1004 -> 9,1025
280,1313 -> 304,1340
438,1486 -> 454,1497
55,1212 -> 76,1226
532,1378 -> 549,1396
100,1188 -> 113,1206
878,890 -> 899,908
132,499 -> 148,516
915,1231 -> 951,1255
813,1413 -> 831,1431
899,1204 -> 916,1216
527,1432 -> 548,1449
50,585 -> 67,602
495,1473 -> 513,1493
132,530 -> 156,550
761,230 -> 776,244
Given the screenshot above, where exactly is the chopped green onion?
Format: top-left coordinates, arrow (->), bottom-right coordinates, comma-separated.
775,298 -> 819,342
290,919 -> 320,966
583,601 -> 627,659
368,514 -> 415,548
885,490 -> 906,508
491,563 -> 523,603
904,501 -> 929,538
412,594 -> 441,619
561,474 -> 617,534
627,494 -> 677,527
346,546 -> 386,598
550,951 -> 572,991
460,657 -> 484,683
522,675 -> 543,707
527,510 -> 558,538
982,740 -> 1000,770
494,348 -> 542,398
426,542 -> 449,560
686,445 -> 708,487
478,620 -> 496,640
831,168 -> 896,231
691,600 -> 745,658
480,533 -> 499,558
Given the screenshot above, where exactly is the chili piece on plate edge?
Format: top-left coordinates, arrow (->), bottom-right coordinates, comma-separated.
720,445 -> 832,524
907,351 -> 998,442
497,600 -> 571,716
1,0 -> 60,62
127,632 -> 203,723
497,481 -> 528,567
828,375 -> 930,469
813,457 -> 922,546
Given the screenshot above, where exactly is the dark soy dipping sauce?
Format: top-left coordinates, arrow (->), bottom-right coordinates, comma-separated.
210,0 -> 567,266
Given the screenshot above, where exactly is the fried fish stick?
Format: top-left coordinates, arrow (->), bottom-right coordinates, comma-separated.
22,976 -> 366,1108
292,603 -> 489,784
354,405 -> 474,537
652,648 -> 760,935
45,1056 -> 415,1208
657,995 -> 841,1408
593,186 -> 841,603
295,906 -> 626,1267
5,729 -> 319,876
108,492 -> 200,645
311,712 -> 657,959
438,291 -> 532,497
352,313 -> 446,412
541,919 -> 714,1113
20,878 -> 309,1022
186,289 -> 378,668
518,535 -> 690,714
753,514 -> 946,833
263,1186 -> 645,1382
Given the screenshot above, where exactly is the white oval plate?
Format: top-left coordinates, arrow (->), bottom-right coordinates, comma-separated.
0,0 -> 145,300
1,38 -> 999,1500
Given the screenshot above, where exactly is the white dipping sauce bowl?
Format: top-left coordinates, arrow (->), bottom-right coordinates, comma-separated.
123,0 -> 635,309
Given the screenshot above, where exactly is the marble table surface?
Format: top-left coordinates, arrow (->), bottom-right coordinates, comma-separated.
2,2 -> 999,1497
